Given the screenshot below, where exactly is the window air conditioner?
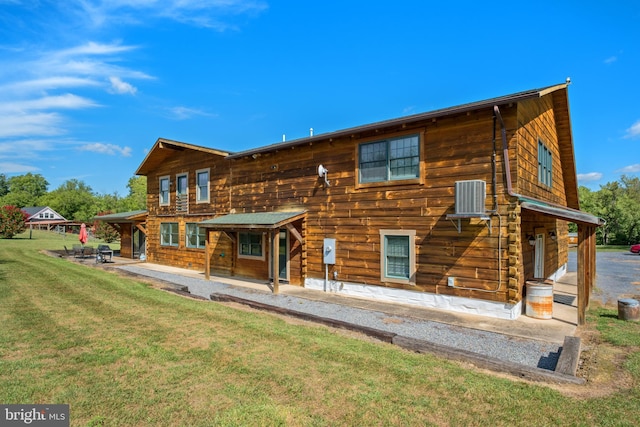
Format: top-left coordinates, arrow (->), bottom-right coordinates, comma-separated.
455,180 -> 486,215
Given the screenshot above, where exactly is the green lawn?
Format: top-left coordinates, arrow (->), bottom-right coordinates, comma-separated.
1,230 -> 639,426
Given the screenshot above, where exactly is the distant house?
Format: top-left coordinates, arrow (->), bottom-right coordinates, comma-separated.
22,206 -> 68,230
113,82 -> 604,323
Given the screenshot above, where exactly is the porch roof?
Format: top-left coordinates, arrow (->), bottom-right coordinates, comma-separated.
521,201 -> 604,226
93,210 -> 148,223
199,211 -> 306,230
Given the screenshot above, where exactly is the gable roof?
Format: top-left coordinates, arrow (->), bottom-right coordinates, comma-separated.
227,82 -> 570,160
136,138 -> 231,176
22,206 -> 47,217
22,206 -> 67,221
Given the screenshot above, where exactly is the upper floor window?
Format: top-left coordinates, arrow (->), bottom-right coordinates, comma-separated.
176,173 -> 188,212
159,176 -> 170,206
359,134 -> 420,184
238,232 -> 264,260
196,169 -> 210,203
186,223 -> 206,249
538,139 -> 552,187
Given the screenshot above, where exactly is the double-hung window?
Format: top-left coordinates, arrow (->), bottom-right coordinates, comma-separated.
159,176 -> 170,206
359,134 -> 420,183
379,230 -> 416,285
538,139 -> 552,187
160,223 -> 179,247
186,223 -> 206,249
238,232 -> 264,260
196,169 -> 209,203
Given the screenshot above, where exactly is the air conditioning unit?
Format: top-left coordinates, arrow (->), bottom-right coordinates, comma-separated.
455,180 -> 486,215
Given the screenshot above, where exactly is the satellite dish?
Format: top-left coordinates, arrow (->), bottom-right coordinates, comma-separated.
317,164 -> 330,187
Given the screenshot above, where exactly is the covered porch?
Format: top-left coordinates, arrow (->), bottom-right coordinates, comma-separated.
93,210 -> 148,259
521,200 -> 604,325
199,211 -> 306,294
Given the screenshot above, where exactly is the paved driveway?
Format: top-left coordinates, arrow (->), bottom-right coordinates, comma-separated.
568,250 -> 640,305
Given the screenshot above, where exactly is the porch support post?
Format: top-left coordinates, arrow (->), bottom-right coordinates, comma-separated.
272,229 -> 280,295
204,231 -> 210,280
577,225 -> 594,325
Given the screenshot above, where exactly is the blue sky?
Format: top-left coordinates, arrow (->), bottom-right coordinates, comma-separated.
0,1 -> 639,195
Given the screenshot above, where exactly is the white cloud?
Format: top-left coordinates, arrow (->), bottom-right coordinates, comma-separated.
169,106 -> 217,120
0,113 -> 65,138
108,76 -> 137,95
0,94 -> 99,113
625,120 -> 640,139
604,56 -> 617,64
78,143 -> 132,156
75,0 -> 269,30
617,164 -> 640,173
577,172 -> 603,182
0,139 -> 53,157
0,162 -> 40,174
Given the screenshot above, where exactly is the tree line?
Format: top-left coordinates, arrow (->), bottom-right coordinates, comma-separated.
579,175 -> 640,246
2,172 -> 639,246
0,173 -> 146,223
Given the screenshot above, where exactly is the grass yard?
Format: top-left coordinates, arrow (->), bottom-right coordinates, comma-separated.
1,231 -> 640,426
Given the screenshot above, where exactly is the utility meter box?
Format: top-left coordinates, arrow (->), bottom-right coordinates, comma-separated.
323,238 -> 336,265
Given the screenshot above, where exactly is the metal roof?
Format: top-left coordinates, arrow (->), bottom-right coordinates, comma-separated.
136,138 -> 231,176
227,83 -> 569,160
93,210 -> 148,222
521,201 -> 604,226
199,211 -> 306,230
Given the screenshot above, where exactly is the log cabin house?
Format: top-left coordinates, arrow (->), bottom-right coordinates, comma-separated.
132,82 -> 603,323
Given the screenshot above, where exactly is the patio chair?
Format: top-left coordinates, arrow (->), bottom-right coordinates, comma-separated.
83,246 -> 94,259
96,245 -> 114,263
72,244 -> 83,258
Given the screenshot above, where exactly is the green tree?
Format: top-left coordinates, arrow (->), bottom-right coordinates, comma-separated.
0,173 -> 49,208
121,176 -> 147,211
39,179 -> 97,222
93,211 -> 120,243
0,174 -> 9,198
0,205 -> 28,238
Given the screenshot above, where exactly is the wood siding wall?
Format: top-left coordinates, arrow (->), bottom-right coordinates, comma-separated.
515,94 -> 570,288
141,94 -> 574,306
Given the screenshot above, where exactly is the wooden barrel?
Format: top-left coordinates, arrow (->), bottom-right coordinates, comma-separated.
618,298 -> 640,321
525,281 -> 554,320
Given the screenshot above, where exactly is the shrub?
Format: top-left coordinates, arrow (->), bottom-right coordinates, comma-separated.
0,205 -> 29,238
93,212 -> 120,243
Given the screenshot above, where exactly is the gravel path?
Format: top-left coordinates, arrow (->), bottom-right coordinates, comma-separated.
117,265 -> 561,371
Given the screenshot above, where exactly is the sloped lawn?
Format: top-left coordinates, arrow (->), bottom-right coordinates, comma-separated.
1,231 -> 639,426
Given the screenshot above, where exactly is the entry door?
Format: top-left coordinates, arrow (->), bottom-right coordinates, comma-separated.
270,230 -> 289,281
534,232 -> 545,278
133,226 -> 146,259
278,229 -> 289,281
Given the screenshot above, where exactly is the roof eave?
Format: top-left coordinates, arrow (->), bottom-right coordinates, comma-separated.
227,83 -> 569,160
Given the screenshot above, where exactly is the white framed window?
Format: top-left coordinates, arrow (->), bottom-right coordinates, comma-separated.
379,229 -> 416,285
538,139 -> 552,188
176,173 -> 188,212
359,134 -> 420,183
159,176 -> 170,206
196,168 -> 210,203
160,222 -> 179,247
238,232 -> 265,260
186,223 -> 206,249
